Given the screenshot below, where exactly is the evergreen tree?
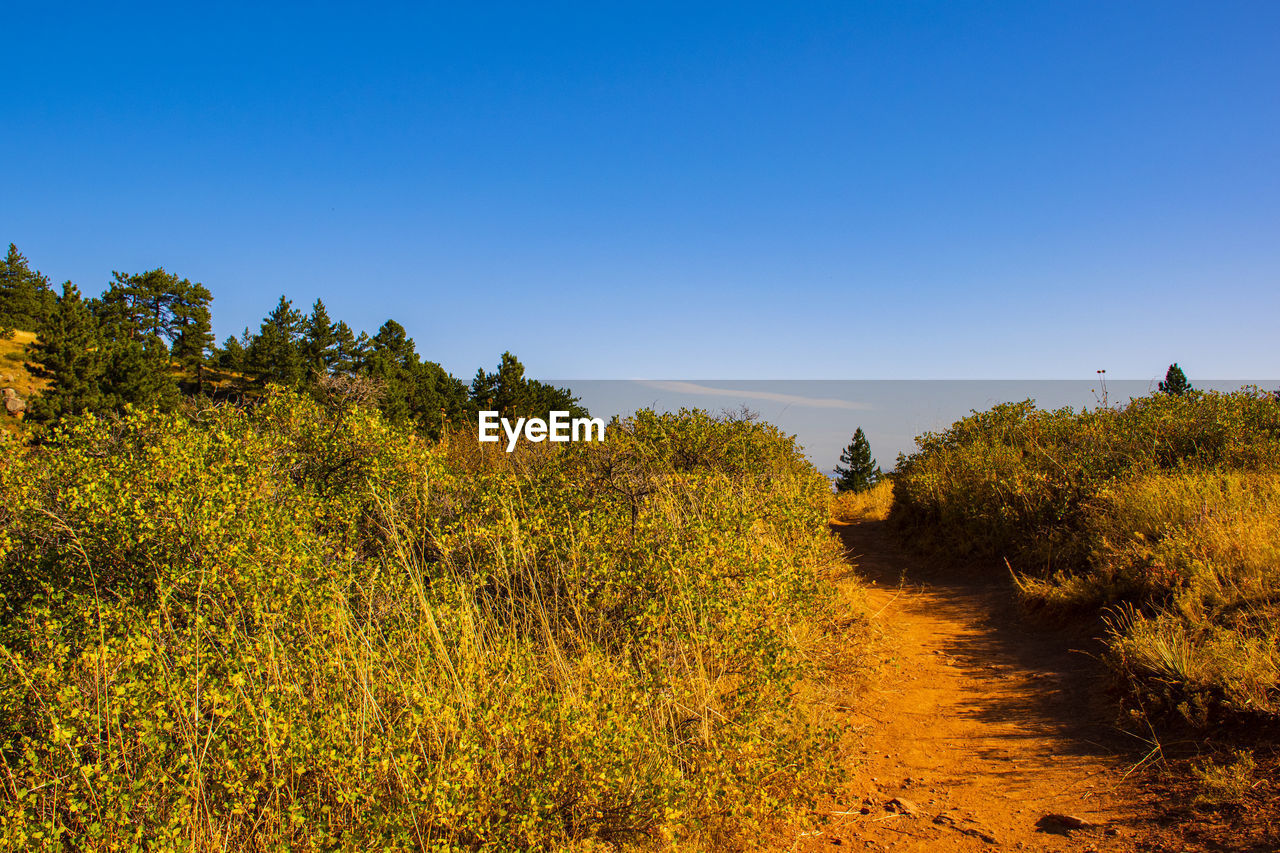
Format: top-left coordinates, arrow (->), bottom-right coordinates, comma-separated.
26,283 -> 108,422
348,329 -> 372,372
1158,363 -> 1192,396
101,337 -> 180,411
331,320 -> 358,374
96,269 -> 211,357
355,320 -> 469,437
172,281 -> 214,393
246,296 -> 305,387
470,352 -> 532,417
302,299 -> 337,377
362,320 -> 422,423
834,427 -> 880,493
215,334 -> 247,372
0,244 -> 56,334
470,352 -> 586,420
524,378 -> 588,419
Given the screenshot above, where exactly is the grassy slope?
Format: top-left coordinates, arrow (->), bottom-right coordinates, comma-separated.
0,331 -> 45,436
0,330 -> 43,397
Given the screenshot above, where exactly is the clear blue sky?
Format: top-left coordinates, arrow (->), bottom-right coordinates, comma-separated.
4,2 -> 1277,380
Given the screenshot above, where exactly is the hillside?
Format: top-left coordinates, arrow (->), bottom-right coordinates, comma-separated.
0,331 -> 44,433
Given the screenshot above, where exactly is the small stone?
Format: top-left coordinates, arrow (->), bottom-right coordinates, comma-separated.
1037,813 -> 1093,833
859,806 -> 871,815
885,797 -> 919,816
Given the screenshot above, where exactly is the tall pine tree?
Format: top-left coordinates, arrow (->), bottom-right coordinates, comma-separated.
331,320 -> 360,374
471,351 -> 586,420
302,299 -> 338,377
0,244 -> 56,335
246,296 -> 305,387
26,283 -> 107,422
172,281 -> 214,393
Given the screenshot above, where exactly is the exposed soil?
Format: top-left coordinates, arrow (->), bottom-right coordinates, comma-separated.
789,519 -> 1153,852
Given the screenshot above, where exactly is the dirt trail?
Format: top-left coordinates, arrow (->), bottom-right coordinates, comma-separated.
794,520 -> 1149,852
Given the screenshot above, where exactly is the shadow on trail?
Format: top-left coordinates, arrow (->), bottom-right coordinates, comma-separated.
835,518 -> 1140,768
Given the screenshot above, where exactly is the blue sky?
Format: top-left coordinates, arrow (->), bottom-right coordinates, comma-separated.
4,2 -> 1277,380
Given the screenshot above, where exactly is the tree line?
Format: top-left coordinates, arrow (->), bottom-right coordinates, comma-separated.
0,243 -> 584,435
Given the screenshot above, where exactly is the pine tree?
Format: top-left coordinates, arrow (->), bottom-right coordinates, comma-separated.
834,427 -> 880,493
26,283 -> 108,422
469,352 -> 586,421
172,281 -> 214,393
471,352 -> 530,417
216,334 -> 247,372
1158,363 -> 1191,396
246,296 -> 305,387
332,320 -> 358,374
0,244 -> 56,334
302,299 -> 338,377
362,320 -> 420,422
101,337 -> 180,411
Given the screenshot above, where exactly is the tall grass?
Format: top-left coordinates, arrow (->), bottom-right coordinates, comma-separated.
0,394 -> 850,850
830,480 -> 894,524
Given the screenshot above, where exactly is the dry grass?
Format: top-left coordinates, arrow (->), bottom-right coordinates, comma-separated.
0,330 -> 44,436
831,480 -> 894,523
1026,471 -> 1280,722
0,330 -> 43,396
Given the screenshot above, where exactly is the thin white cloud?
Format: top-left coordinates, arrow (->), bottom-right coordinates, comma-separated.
635,380 -> 873,410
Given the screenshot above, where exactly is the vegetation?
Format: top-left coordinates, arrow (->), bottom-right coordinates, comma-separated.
0,394 -> 851,850
0,331 -> 46,437
0,245 -> 57,338
0,243 -> 582,439
891,388 -> 1280,724
833,428 -> 879,494
1159,362 -> 1192,396
831,480 -> 894,524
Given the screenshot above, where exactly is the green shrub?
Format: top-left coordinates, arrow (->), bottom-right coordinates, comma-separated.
1192,750 -> 1257,807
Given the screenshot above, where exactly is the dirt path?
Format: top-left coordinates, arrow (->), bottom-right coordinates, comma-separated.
793,520 -> 1149,852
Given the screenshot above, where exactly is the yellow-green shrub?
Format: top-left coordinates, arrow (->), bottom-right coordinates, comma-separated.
0,395 -> 846,851
890,389 -> 1280,724
892,390 -> 1280,568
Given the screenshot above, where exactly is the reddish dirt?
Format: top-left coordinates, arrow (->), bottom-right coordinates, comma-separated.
790,520 -> 1151,852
